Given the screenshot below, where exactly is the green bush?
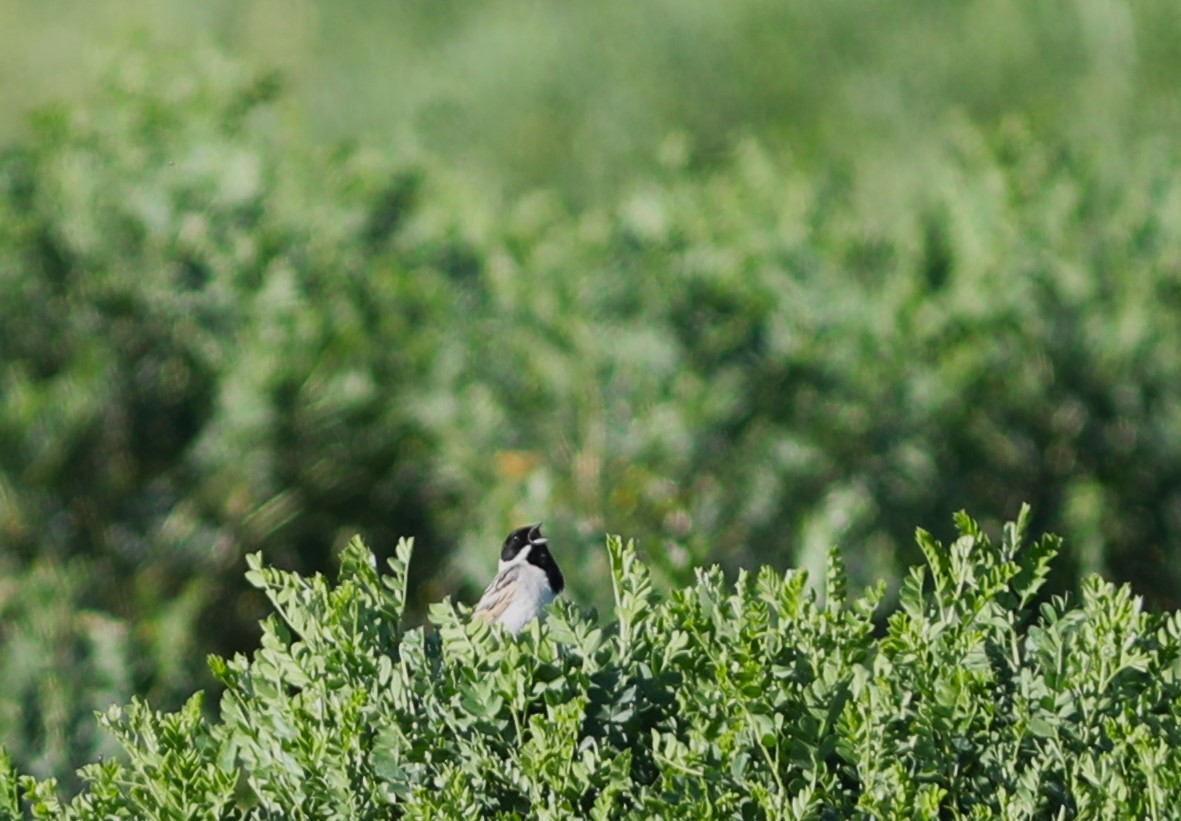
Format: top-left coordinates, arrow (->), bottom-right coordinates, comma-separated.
6,45 -> 1181,788
4,507 -> 1179,818
426,120 -> 1181,611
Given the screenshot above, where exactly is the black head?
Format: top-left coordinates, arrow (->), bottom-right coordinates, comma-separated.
501,523 -> 564,594
500,524 -> 539,562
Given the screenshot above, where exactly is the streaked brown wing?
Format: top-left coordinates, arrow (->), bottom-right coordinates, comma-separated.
473,565 -> 521,623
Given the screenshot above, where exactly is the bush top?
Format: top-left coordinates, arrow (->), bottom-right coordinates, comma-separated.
4,506 -> 1180,819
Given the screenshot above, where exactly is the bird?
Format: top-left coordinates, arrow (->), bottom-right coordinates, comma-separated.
473,523 -> 564,634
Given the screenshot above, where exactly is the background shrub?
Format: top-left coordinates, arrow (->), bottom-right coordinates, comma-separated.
3,2 -> 1181,786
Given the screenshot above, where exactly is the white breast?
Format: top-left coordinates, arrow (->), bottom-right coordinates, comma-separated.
497,561 -> 555,634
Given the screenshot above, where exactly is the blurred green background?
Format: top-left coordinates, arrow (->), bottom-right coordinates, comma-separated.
2,0 -> 1181,789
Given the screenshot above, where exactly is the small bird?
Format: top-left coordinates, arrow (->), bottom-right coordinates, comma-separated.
473,523 -> 565,634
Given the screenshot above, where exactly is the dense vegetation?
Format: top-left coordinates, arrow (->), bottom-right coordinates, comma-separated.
4,509 -> 1180,817
3,0 -> 1181,793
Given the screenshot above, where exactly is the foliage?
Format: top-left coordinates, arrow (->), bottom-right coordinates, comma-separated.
4,41 -> 1181,785
0,51 -> 453,581
425,119 -> 1181,611
3,508 -> 1180,818
0,50 -> 463,783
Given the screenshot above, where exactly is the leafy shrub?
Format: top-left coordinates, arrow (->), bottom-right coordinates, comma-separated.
4,507 -> 1179,818
6,44 -> 1181,787
426,122 -> 1181,612
0,50 -> 455,582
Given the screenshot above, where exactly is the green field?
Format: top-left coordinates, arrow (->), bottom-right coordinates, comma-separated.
2,0 -> 1181,805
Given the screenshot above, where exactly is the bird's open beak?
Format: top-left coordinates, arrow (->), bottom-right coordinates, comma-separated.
528,523 -> 545,543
